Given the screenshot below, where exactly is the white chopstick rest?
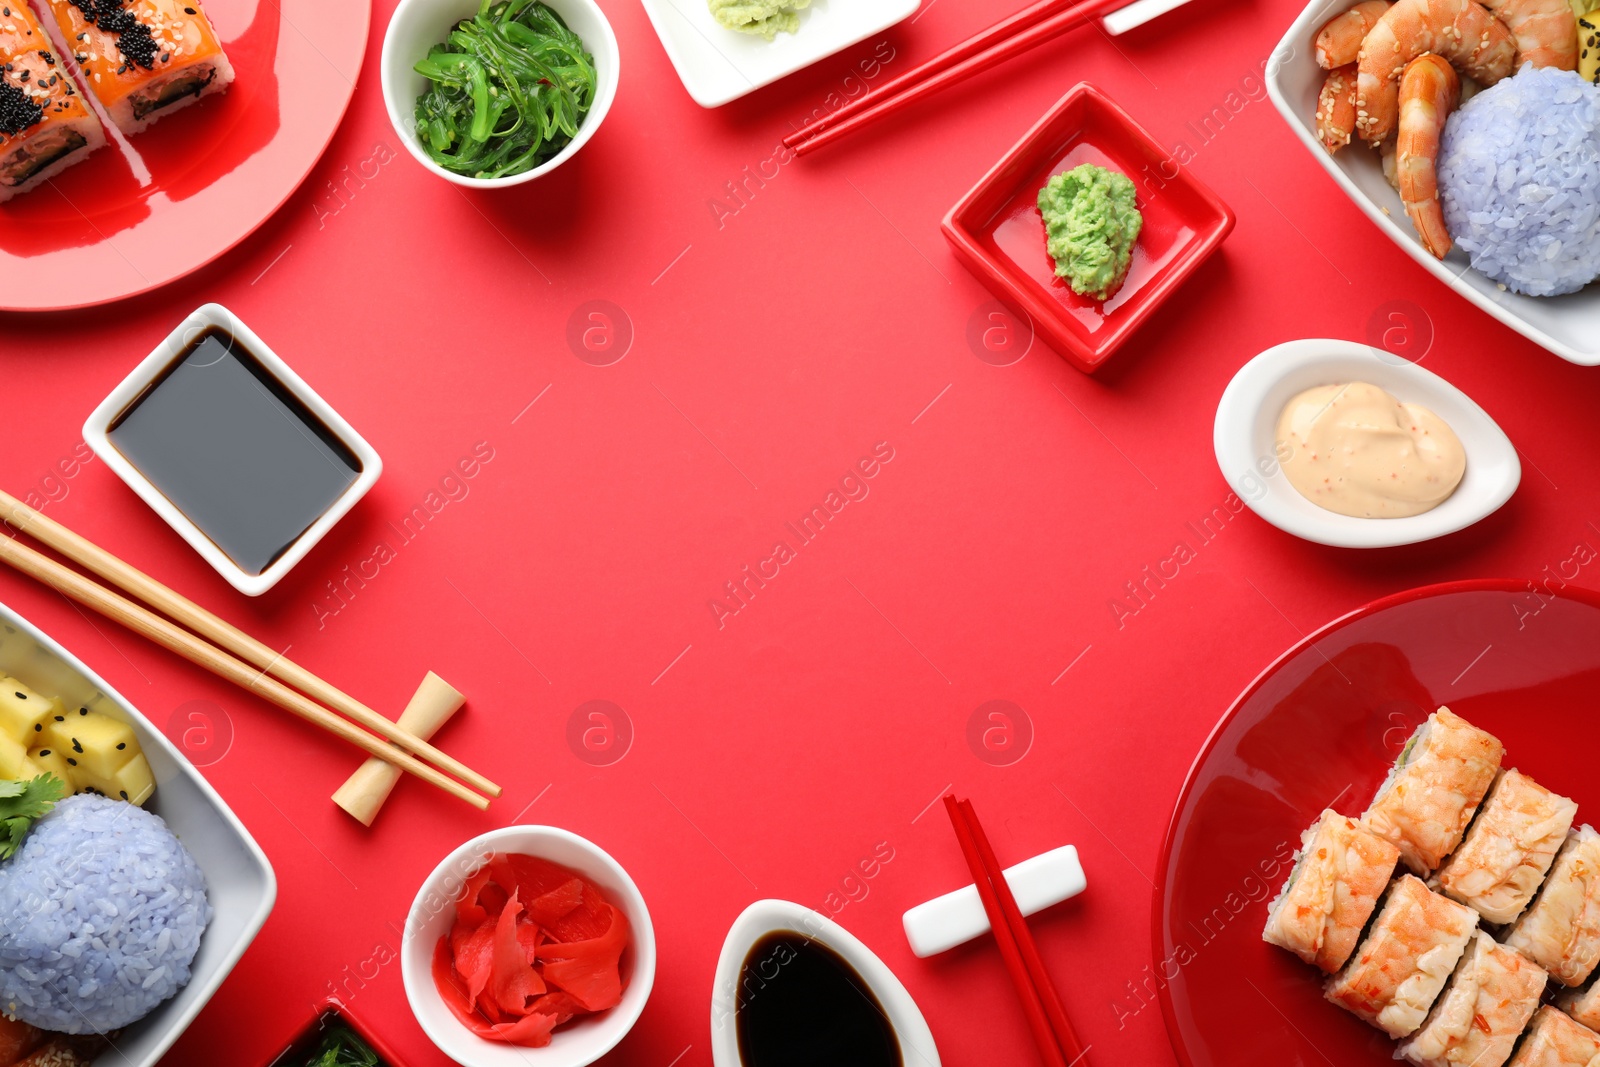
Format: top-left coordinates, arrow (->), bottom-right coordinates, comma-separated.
903,845 -> 1087,958
1100,0 -> 1195,34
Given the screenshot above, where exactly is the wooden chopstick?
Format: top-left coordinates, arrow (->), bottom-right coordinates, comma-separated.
944,795 -> 1086,1067
784,0 -> 1129,157
0,532 -> 490,810
0,489 -> 500,799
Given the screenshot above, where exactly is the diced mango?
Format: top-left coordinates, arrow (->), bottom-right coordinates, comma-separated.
26,744 -> 77,792
0,678 -> 55,744
0,733 -> 28,779
43,708 -> 138,780
96,753 -> 154,806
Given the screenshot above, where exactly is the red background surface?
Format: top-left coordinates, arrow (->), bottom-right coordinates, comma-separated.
3,0 -> 1600,1063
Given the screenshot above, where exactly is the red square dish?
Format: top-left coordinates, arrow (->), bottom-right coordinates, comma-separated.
942,83 -> 1236,373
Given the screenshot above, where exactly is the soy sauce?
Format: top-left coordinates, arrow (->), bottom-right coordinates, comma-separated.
106,327 -> 362,576
736,932 -> 902,1067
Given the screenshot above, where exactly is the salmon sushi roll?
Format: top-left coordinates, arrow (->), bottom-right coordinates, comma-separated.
1505,826 -> 1600,987
1263,809 -> 1402,972
1436,770 -> 1578,925
1363,707 -> 1504,875
36,0 -> 232,135
1506,1006 -> 1600,1067
0,1 -> 103,201
1398,931 -> 1548,1067
1326,874 -> 1480,1037
1556,980 -> 1600,1031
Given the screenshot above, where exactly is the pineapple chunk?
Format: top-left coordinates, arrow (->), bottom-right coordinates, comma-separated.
43,708 -> 138,781
27,744 -> 77,792
0,678 -> 55,744
0,732 -> 28,779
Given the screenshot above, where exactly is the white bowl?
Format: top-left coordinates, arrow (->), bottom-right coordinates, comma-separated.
1214,338 -> 1520,548
0,599 -> 276,1067
381,0 -> 620,187
710,899 -> 940,1067
637,0 -> 919,109
402,826 -> 656,1067
82,303 -> 383,597
1265,4 -> 1600,365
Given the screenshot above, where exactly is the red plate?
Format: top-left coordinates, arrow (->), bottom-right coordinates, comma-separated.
941,83 -> 1235,374
1154,578 -> 1600,1067
0,0 -> 368,311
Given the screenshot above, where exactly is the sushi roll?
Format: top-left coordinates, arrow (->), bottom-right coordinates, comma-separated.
1556,980 -> 1600,1031
1397,931 -> 1548,1067
1436,769 -> 1578,924
1506,1006 -> 1600,1067
0,0 -> 104,201
1326,874 -> 1480,1037
1262,809 -> 1401,973
35,0 -> 232,135
1362,707 -> 1504,875
1505,826 -> 1600,987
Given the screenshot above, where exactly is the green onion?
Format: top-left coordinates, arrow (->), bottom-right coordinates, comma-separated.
412,0 -> 596,179
305,1024 -> 380,1067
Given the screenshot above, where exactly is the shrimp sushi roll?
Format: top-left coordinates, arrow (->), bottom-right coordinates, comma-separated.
1362,707 -> 1504,875
1436,770 -> 1578,925
1556,980 -> 1600,1031
36,0 -> 232,135
1506,1006 -> 1600,1067
1505,826 -> 1600,987
0,1 -> 104,201
1263,809 -> 1401,972
1397,931 -> 1548,1067
1325,874 -> 1480,1037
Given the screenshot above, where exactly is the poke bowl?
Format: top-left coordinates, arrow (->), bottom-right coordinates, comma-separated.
1266,0 -> 1600,365
0,600 -> 276,1067
400,825 -> 655,1067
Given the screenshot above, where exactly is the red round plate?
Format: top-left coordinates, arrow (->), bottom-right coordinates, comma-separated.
0,0 -> 368,311
1153,578 -> 1600,1067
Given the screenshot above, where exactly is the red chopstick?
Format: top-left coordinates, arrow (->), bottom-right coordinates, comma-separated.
944,794 -> 1089,1067
784,0 -> 1130,156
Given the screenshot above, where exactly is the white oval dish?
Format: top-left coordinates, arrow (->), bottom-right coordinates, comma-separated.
401,825 -> 656,1067
710,899 -> 940,1067
1214,339 -> 1520,548
381,0 -> 620,189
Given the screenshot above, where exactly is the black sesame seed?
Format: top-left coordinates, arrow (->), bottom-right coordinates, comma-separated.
37,749 -> 49,757
52,714 -> 63,721
33,723 -> 41,732
116,742 -> 126,749
160,52 -> 169,62
118,790 -> 128,799
78,707 -> 86,715
71,740 -> 82,753
14,692 -> 24,700
66,757 -> 76,766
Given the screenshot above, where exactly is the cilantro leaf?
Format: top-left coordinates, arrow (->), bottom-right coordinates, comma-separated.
0,773 -> 65,860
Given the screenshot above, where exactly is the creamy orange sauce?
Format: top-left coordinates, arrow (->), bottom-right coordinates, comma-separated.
1277,382 -> 1465,518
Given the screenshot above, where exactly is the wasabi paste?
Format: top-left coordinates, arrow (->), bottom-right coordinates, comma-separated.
709,0 -> 810,39
1037,164 -> 1143,302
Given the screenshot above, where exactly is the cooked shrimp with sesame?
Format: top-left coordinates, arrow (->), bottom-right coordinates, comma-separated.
1355,0 -> 1517,142
1317,63 -> 1360,150
1480,0 -> 1579,70
1396,53 -> 1461,258
1316,0 -> 1393,67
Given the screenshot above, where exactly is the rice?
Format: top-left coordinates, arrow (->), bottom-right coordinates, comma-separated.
0,794 -> 211,1034
1437,65 -> 1600,297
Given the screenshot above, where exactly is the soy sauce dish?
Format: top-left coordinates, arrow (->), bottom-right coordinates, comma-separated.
710,899 -> 941,1067
1213,339 -> 1520,549
83,304 -> 382,597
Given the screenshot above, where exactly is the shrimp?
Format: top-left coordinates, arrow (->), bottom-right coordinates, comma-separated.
1480,0 -> 1579,69
1316,0 -> 1393,67
1356,0 -> 1516,142
1317,64 -> 1361,150
1396,53 -> 1460,258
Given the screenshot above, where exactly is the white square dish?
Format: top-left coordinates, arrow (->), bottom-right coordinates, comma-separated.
1266,1 -> 1600,366
0,599 -> 276,1067
637,0 -> 920,108
83,304 -> 383,597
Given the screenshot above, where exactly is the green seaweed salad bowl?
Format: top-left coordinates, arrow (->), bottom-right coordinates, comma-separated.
382,0 -> 619,188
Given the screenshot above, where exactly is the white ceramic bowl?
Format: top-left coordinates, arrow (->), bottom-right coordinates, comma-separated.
710,899 -> 941,1067
83,303 -> 383,597
1266,4 -> 1600,365
381,0 -> 620,188
0,599 -> 276,1067
402,826 -> 655,1067
1214,339 -> 1520,548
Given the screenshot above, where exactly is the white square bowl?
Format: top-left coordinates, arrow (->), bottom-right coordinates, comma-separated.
1265,3 -> 1600,365
0,599 -> 276,1066
83,304 -> 383,597
638,0 -> 920,108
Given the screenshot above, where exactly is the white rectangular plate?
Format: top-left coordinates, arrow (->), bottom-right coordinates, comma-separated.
1266,0 -> 1600,366
637,0 -> 920,108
